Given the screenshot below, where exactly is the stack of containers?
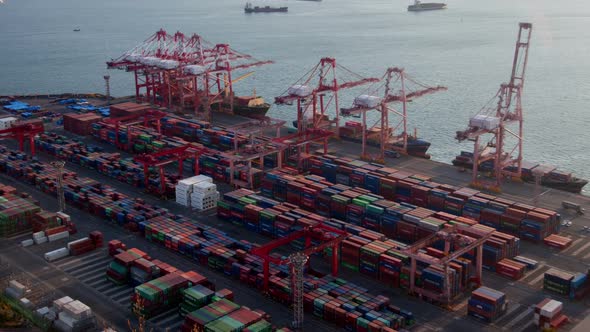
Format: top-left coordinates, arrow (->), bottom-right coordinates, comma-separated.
495,258 -> 526,280
176,175 -> 213,207
53,297 -> 97,332
106,248 -> 149,285
179,284 -> 215,317
534,299 -> 569,331
0,116 -> 18,129
63,113 -> 102,136
544,268 -> 575,296
181,299 -> 241,332
304,155 -> 562,242
204,307 -> 265,332
570,271 -> 589,299
191,180 -> 219,211
132,272 -> 190,318
130,258 -> 161,286
468,287 -> 507,323
0,190 -> 41,237
0,144 -> 415,331
543,234 -> 573,250
108,102 -> 151,117
67,237 -> 95,256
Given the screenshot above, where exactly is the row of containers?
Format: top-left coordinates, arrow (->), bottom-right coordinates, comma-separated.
65,103 -> 561,244
218,188 -> 519,301
0,184 -> 75,237
543,268 -> 590,300
467,286 -> 506,323
0,145 -> 416,332
34,132 -> 265,197
105,240 -> 280,332
266,156 -> 561,244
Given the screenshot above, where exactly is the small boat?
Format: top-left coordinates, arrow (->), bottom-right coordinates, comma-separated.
73,28 -> 81,32
245,2 -> 288,13
408,0 -> 447,11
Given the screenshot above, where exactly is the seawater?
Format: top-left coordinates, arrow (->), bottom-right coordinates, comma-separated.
1,0 -> 589,192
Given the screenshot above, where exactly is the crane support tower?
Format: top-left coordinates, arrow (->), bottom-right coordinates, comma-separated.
342,67 -> 446,162
50,161 -> 66,213
456,23 -> 532,190
289,252 -> 309,330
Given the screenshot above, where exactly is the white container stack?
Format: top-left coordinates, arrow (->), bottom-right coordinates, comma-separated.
0,117 -> 18,129
191,181 -> 220,211
175,175 -> 216,209
52,297 -> 96,332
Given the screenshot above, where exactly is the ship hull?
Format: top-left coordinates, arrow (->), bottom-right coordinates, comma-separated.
211,100 -> 270,118
451,156 -> 588,193
408,3 -> 447,11
245,7 -> 288,13
339,135 -> 431,158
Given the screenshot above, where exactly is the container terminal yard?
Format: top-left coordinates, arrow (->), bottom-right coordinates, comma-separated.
0,23 -> 590,332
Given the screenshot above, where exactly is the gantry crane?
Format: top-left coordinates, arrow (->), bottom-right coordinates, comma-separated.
455,23 -> 532,190
275,58 -> 379,137
0,121 -> 44,156
274,58 -> 378,165
250,222 -> 347,329
101,109 -> 167,150
107,29 -> 273,120
342,67 -> 446,162
401,223 -> 494,305
133,144 -> 210,197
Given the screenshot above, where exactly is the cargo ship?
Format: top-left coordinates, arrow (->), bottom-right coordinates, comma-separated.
244,3 -> 288,13
408,0 -> 447,11
452,151 -> 588,193
210,95 -> 271,118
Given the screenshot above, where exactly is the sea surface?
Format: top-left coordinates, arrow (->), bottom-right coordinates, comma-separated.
1,0 -> 589,192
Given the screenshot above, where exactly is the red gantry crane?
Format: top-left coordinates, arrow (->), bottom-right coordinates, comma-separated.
274,58 -> 378,166
342,67 -> 446,162
101,109 -> 167,150
133,144 -> 210,197
250,222 -> 348,329
0,121 -> 44,156
455,23 -> 532,191
107,29 -> 273,121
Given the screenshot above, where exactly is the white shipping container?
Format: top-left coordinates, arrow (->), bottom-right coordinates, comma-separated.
63,300 -> 92,320
184,65 -> 207,75
53,296 -> 74,311
33,231 -> 46,239
354,95 -> 382,108
21,239 -> 34,247
34,236 -> 48,244
287,85 -> 313,97
48,231 -> 70,242
540,300 -> 563,318
44,247 -> 69,262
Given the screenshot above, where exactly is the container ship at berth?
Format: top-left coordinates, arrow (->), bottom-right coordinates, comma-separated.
209,95 -> 270,118
452,151 -> 588,193
244,3 -> 288,13
408,0 -> 447,11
